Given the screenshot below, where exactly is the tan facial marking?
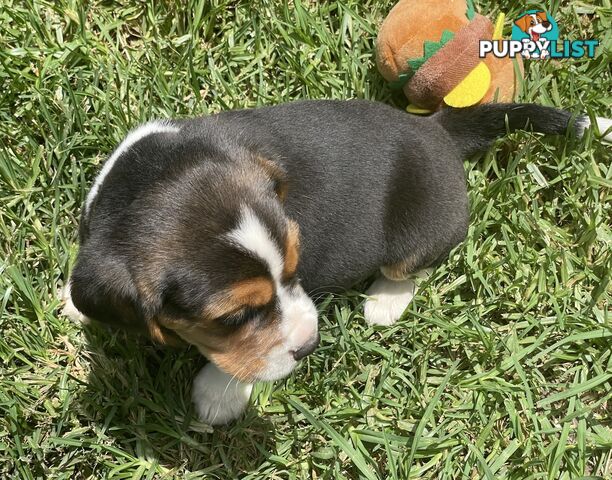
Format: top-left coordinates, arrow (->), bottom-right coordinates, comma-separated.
231,277 -> 275,307
536,11 -> 548,23
161,306 -> 283,382
283,220 -> 300,281
209,318 -> 283,382
204,276 -> 275,319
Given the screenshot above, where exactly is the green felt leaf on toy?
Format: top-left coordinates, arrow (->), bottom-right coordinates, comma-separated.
466,0 -> 475,20
407,30 -> 455,73
388,30 -> 454,89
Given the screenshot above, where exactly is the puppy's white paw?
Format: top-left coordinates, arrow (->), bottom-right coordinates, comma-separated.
59,281 -> 91,325
364,277 -> 417,326
192,363 -> 253,425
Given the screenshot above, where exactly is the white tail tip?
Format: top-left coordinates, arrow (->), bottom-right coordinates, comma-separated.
577,116 -> 612,143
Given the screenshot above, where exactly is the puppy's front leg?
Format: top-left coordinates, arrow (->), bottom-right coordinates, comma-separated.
363,269 -> 432,326
192,363 -> 253,425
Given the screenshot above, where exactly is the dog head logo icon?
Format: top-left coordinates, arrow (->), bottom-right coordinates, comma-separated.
512,10 -> 558,59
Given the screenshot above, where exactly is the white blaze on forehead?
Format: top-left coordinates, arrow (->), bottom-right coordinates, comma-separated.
85,120 -> 180,214
225,205 -> 319,382
226,206 -> 284,280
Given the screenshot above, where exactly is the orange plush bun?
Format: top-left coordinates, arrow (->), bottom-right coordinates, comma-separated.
481,44 -> 523,103
376,0 -> 468,83
376,0 -> 522,111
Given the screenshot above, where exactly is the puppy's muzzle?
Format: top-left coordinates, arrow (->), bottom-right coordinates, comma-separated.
291,332 -> 320,360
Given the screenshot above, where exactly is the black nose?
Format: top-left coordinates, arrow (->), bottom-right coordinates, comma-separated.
542,21 -> 550,28
292,333 -> 320,361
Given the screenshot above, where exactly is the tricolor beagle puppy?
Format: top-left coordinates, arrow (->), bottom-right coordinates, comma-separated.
63,100 -> 605,424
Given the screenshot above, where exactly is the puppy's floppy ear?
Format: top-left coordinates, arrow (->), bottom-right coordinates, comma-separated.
255,156 -> 288,202
514,15 -> 531,33
70,249 -> 176,344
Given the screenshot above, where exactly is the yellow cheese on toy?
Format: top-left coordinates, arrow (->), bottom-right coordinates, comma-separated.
444,62 -> 491,107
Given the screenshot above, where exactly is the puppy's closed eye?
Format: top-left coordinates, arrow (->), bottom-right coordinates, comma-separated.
216,304 -> 273,327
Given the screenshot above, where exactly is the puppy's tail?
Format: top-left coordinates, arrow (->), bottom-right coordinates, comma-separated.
434,103 -> 611,156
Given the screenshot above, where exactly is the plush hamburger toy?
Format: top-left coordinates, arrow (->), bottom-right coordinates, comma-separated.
376,0 -> 522,113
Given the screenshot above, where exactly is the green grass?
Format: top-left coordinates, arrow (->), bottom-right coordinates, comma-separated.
1,0 -> 611,478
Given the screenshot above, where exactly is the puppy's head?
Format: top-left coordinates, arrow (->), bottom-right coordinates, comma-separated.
514,12 -> 552,37
71,140 -> 319,383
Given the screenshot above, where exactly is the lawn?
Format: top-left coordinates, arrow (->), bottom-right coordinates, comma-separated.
1,0 -> 611,478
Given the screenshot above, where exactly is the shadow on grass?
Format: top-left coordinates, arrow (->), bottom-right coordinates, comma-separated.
76,322 -> 277,475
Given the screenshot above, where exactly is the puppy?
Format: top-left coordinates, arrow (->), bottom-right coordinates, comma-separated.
514,11 -> 553,58
64,100 -> 597,424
